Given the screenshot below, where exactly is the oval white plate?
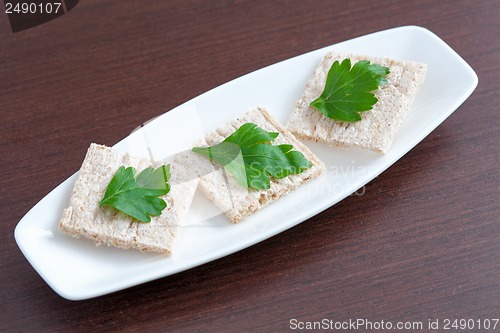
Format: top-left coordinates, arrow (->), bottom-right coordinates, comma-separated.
15,26 -> 478,300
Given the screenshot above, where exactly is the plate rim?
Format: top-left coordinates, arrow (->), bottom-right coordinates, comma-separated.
14,25 -> 479,300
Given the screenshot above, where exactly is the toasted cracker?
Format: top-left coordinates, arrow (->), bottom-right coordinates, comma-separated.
58,144 -> 199,254
197,107 -> 324,223
286,51 -> 427,153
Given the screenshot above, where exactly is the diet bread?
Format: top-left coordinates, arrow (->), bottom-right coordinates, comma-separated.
58,143 -> 199,254
286,51 -> 427,153
197,107 -> 324,223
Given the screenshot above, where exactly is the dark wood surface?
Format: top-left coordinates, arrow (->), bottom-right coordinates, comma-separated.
1,1 -> 498,332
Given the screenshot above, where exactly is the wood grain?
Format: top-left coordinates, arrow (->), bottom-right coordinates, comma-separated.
0,0 -> 498,332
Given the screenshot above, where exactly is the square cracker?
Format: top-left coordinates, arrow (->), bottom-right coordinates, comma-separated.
197,107 -> 324,223
286,51 -> 427,153
58,143 -> 199,254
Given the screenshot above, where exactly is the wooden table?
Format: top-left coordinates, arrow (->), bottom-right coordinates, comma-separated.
1,0 -> 498,331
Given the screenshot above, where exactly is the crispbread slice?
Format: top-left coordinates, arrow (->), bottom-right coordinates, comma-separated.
197,107 -> 324,223
286,51 -> 427,153
58,143 -> 199,254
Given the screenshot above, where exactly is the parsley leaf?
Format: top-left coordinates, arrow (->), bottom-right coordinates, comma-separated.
310,58 -> 390,122
99,165 -> 171,223
192,123 -> 312,190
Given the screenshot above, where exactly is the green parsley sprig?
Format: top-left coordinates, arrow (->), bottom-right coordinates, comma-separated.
192,123 -> 312,190
310,58 -> 390,122
99,165 -> 170,223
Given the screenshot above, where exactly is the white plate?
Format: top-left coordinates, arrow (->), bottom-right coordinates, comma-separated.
15,26 -> 478,300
